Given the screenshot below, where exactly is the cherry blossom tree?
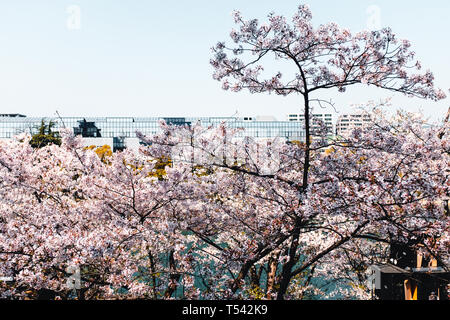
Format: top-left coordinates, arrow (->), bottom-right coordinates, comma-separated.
0,4 -> 448,300
0,109 -> 448,300
210,3 -> 448,299
0,132 -> 200,299
138,109 -> 449,300
210,3 -> 446,212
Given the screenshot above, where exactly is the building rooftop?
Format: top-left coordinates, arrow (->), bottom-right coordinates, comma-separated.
0,114 -> 26,118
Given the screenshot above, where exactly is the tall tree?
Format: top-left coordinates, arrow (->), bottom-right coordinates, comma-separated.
210,4 -> 447,299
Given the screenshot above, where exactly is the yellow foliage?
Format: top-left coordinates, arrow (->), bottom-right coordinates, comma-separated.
325,147 -> 336,155
247,285 -> 265,300
122,156 -> 172,180
289,140 -> 306,148
149,157 -> 172,180
357,156 -> 368,164
85,145 -> 113,164
95,145 -> 113,162
192,165 -> 213,177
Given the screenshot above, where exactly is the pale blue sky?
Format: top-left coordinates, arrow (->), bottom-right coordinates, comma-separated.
0,1 -> 449,121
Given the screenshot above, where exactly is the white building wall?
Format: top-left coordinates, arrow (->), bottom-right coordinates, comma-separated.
335,111 -> 372,137
81,137 -> 114,149
286,113 -> 334,137
125,138 -> 142,152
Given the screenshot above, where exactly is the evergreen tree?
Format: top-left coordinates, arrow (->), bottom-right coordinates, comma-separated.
29,119 -> 62,148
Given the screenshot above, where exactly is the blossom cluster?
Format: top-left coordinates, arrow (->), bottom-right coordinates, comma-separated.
0,109 -> 447,300
211,4 -> 446,100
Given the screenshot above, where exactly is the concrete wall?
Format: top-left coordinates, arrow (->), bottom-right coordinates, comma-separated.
81,137 -> 114,149
124,138 -> 141,152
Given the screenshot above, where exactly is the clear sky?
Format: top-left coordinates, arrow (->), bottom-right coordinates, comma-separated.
0,1 -> 449,122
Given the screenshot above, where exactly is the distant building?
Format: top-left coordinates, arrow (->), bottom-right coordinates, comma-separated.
335,110 -> 372,136
286,113 -> 334,138
73,119 -> 102,138
0,116 -> 308,151
241,115 -> 278,122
